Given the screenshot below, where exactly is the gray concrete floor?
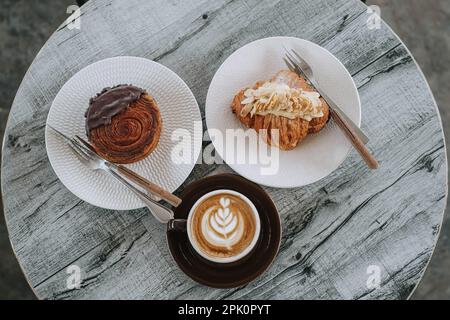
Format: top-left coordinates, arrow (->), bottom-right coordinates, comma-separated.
0,0 -> 449,300
366,0 -> 450,300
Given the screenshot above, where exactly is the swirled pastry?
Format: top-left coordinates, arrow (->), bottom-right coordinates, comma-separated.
85,85 -> 162,164
231,70 -> 329,150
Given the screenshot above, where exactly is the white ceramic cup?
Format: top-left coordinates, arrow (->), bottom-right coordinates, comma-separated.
187,189 -> 261,264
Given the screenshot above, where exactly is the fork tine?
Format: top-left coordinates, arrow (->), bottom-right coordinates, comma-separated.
68,142 -> 90,164
283,51 -> 294,65
284,53 -> 303,75
282,45 -> 296,58
284,48 -> 313,85
74,136 -> 101,159
72,136 -> 98,159
72,144 -> 90,160
284,48 -> 308,74
283,57 -> 296,72
75,135 -> 96,152
290,49 -> 314,77
283,46 -> 295,61
286,50 -> 302,69
283,47 -> 300,68
291,49 -> 306,65
71,139 -> 95,161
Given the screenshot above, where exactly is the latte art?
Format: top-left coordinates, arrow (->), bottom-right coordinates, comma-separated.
190,193 -> 258,260
203,197 -> 243,248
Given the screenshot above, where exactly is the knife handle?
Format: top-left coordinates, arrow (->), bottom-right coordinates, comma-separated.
316,88 -> 369,145
117,165 -> 182,207
331,109 -> 379,170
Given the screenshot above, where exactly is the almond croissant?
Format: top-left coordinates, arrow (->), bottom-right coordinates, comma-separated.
231,70 -> 330,150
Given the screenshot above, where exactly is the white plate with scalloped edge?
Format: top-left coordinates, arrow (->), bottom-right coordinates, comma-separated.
205,37 -> 361,188
46,56 -> 202,210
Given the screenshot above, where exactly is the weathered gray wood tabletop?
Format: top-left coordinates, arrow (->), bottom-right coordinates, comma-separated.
1,0 -> 447,300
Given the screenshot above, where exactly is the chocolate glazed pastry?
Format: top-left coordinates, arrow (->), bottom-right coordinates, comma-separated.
85,85 -> 162,164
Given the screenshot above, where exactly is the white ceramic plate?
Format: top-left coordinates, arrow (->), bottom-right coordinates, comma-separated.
46,56 -> 202,210
205,37 -> 361,188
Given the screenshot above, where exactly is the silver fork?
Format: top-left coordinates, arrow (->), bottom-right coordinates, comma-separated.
49,125 -> 182,207
284,48 -> 379,169
67,139 -> 174,223
74,135 -> 181,207
283,48 -> 369,144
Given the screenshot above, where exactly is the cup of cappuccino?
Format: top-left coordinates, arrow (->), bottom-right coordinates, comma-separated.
169,189 -> 261,263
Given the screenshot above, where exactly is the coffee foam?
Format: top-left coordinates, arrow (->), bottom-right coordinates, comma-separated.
190,193 -> 257,260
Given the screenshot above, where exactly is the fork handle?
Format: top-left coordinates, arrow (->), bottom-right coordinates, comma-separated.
116,165 -> 182,207
312,82 -> 370,145
331,109 -> 379,169
107,168 -> 174,223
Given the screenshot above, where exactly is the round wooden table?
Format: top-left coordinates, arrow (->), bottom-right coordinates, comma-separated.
1,0 -> 447,300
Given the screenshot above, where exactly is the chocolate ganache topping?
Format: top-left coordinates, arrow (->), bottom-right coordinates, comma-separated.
85,85 -> 146,136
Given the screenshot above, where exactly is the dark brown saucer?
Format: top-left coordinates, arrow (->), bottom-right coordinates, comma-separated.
167,174 -> 281,288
